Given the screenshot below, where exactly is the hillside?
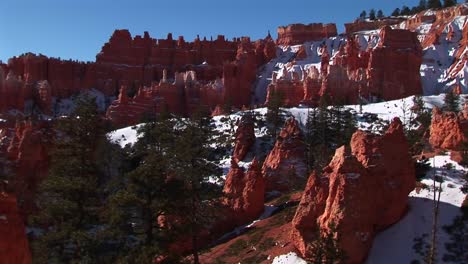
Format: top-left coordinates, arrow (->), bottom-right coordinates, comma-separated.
0,3 -> 467,264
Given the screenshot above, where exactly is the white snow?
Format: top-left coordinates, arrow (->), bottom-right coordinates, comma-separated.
272,252 -> 307,264
107,124 -> 144,148
366,154 -> 466,264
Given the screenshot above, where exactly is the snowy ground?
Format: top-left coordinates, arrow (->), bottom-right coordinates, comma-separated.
367,154 -> 467,264
273,154 -> 467,264
107,94 -> 467,263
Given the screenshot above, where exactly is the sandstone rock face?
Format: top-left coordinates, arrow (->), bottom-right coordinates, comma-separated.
262,118 -> 307,192
223,158 -> 265,225
267,26 -> 422,107
344,18 -> 404,34
447,17 -> 468,79
419,4 -> 468,48
367,27 -> 423,100
6,121 -> 51,216
1,30 -> 276,122
232,115 -> 255,162
103,35 -> 274,126
277,23 -> 337,46
0,195 -> 32,264
429,107 -> 468,150
291,118 -> 415,264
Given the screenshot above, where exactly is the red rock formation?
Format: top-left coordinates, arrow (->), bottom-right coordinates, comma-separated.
447,20 -> 467,79
0,194 -> 32,264
367,27 -> 423,100
6,121 -> 51,216
295,45 -> 307,60
277,23 -> 337,46
291,118 -> 415,263
266,74 -> 305,107
1,30 -> 275,120
420,4 -> 468,48
269,26 -> 422,107
157,158 -> 266,261
223,158 -> 265,225
429,107 -> 468,150
344,18 -> 404,34
232,115 -> 255,162
36,80 -> 53,115
262,117 -> 307,192
106,71 -> 227,126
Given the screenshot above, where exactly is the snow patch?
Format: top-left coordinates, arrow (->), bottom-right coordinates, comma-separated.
272,252 -> 307,264
107,124 -> 144,148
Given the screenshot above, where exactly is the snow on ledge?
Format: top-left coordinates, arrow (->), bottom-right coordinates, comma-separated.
272,252 -> 307,264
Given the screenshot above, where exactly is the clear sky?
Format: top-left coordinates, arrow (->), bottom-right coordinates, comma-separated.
0,0 -> 421,63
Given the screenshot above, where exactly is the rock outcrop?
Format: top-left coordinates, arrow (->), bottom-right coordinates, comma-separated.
429,107 -> 468,150
291,118 -> 415,263
1,30 -> 276,122
0,194 -> 32,264
223,158 -> 265,225
6,121 -> 51,216
277,23 -> 337,46
262,118 -> 307,192
366,26 -> 423,100
344,18 -> 404,34
267,26 -> 422,106
232,115 -> 255,162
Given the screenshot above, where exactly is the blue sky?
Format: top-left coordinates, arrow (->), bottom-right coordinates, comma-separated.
0,0 -> 421,62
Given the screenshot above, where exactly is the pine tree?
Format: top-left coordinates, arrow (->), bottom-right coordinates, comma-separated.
406,95 -> 432,156
377,9 -> 384,19
391,8 -> 401,16
443,90 -> 460,112
419,0 -> 428,10
172,108 -> 223,264
31,96 -> 111,263
106,114 -> 185,262
369,9 -> 376,20
401,5 -> 412,15
359,10 -> 367,20
266,89 -> 285,139
308,222 -> 346,264
443,0 -> 457,7
428,0 -> 443,8
304,95 -> 356,172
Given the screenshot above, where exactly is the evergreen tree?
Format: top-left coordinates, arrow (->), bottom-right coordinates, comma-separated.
419,0 -> 428,10
31,96 -> 111,263
359,10 -> 367,20
443,90 -> 460,112
401,5 -> 412,15
443,0 -> 457,7
406,95 -> 432,156
106,114 -> 185,262
266,89 -> 285,139
392,8 -> 401,16
377,9 -> 384,19
369,9 -> 376,20
307,222 -> 346,264
172,108 -> 223,264
428,0 -> 443,8
304,95 -> 356,172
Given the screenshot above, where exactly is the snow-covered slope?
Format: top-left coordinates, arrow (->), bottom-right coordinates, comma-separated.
415,15 -> 468,94
108,94 -> 466,263
259,7 -> 467,100
367,154 -> 467,264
